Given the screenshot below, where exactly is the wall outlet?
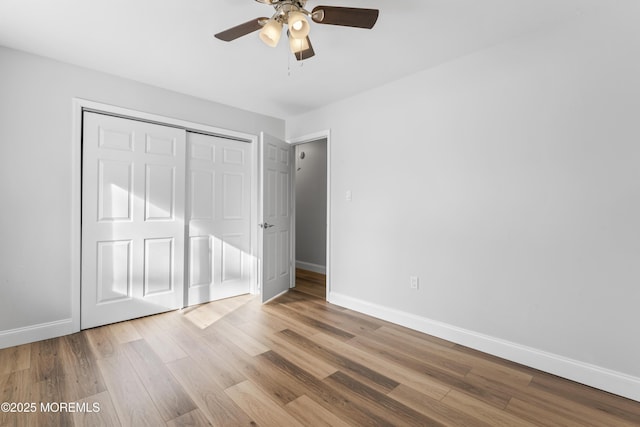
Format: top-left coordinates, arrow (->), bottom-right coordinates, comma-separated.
410,276 -> 419,289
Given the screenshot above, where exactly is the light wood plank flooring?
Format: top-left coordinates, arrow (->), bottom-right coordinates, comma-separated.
1,270 -> 639,426
294,268 -> 326,299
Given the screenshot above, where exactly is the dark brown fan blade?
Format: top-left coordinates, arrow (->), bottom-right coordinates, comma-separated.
214,18 -> 267,42
293,37 -> 315,61
311,6 -> 379,29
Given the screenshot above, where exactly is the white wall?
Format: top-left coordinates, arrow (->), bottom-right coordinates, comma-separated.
287,3 -> 640,400
0,46 -> 284,347
295,140 -> 327,271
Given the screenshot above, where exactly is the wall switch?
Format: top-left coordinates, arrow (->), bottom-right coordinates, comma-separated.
346,190 -> 352,201
410,276 -> 419,289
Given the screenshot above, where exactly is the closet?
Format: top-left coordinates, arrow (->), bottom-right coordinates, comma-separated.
81,111 -> 252,328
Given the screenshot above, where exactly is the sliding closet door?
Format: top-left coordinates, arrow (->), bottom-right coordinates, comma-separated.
81,112 -> 186,329
187,133 -> 252,305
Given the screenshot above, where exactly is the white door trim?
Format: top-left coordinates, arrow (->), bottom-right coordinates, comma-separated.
71,98 -> 258,333
288,130 -> 331,299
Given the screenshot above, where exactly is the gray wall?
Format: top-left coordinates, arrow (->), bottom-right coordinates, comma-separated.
287,2 -> 640,400
0,45 -> 284,347
295,140 -> 327,269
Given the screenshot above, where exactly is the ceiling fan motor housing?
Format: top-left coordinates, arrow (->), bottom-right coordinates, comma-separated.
257,0 -> 312,25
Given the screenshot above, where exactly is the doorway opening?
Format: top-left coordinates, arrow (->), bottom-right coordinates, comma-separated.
291,134 -> 330,299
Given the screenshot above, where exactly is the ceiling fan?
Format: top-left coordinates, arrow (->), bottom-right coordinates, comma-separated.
214,0 -> 379,61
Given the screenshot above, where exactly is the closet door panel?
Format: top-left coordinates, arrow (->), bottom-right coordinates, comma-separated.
187,132 -> 252,305
82,112 -> 186,329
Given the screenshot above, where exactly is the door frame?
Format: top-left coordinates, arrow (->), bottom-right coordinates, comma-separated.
288,130 -> 331,299
71,98 -> 259,332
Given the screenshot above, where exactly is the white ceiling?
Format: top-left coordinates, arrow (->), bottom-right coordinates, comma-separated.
0,0 -> 603,119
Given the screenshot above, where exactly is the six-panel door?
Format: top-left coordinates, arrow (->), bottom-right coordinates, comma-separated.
261,132 -> 292,302
81,112 -> 186,329
187,133 -> 252,305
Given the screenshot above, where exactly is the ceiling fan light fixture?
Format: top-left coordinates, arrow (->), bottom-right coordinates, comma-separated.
215,3 -> 380,60
259,18 -> 282,47
287,11 -> 310,39
289,34 -> 309,54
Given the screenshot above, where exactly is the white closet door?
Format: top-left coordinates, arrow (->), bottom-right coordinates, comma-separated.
187,133 -> 252,305
81,112 -> 186,329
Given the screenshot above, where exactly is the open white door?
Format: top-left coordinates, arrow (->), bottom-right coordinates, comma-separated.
82,112 -> 185,329
260,132 -> 293,302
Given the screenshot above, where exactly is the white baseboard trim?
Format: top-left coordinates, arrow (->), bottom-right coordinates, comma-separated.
328,291 -> 640,402
0,318 -> 75,350
295,261 -> 326,275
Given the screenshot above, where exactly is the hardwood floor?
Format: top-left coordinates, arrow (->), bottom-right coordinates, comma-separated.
293,268 -> 326,299
1,270 -> 639,426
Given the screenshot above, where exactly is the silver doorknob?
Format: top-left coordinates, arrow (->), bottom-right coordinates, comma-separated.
259,223 -> 274,229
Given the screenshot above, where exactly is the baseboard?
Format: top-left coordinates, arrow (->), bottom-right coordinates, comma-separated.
295,261 -> 326,275
328,291 -> 640,402
0,318 -> 76,350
